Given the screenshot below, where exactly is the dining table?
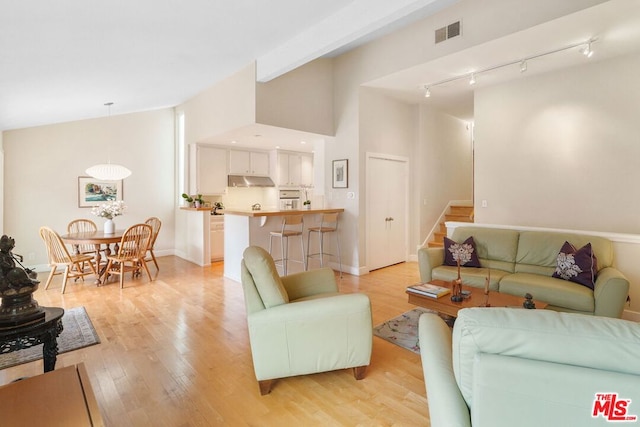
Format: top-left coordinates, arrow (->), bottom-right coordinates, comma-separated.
61,229 -> 124,285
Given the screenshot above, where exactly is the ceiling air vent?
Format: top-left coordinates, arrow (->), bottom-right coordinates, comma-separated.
435,20 -> 461,44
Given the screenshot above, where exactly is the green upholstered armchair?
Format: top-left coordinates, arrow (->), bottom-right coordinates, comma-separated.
240,246 -> 373,395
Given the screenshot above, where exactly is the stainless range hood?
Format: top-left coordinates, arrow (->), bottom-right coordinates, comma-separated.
228,175 -> 275,187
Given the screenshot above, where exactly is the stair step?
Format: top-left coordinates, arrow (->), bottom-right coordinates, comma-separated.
433,232 -> 446,244
445,213 -> 474,222
449,205 -> 474,215
428,205 -> 475,248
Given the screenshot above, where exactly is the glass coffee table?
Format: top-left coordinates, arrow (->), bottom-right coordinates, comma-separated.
406,279 -> 547,318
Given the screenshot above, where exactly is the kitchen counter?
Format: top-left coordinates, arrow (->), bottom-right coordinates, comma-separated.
223,208 -> 345,281
180,207 -> 212,211
224,208 -> 344,217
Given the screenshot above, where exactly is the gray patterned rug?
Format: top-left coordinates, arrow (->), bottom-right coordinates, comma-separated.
373,308 -> 452,354
0,306 -> 100,370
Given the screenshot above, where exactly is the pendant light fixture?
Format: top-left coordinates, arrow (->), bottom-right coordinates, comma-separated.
85,102 -> 132,181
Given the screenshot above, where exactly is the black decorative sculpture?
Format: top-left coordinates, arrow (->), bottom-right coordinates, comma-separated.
0,235 -> 44,327
523,293 -> 536,309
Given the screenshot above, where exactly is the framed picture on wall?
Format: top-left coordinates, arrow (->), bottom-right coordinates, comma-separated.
78,176 -> 123,208
332,159 -> 348,188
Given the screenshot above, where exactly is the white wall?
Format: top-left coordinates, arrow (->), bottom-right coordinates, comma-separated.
474,52 -> 640,233
418,106 -> 473,244
328,0 -> 603,272
3,108 -> 175,267
474,52 -> 640,315
177,63 -> 257,146
256,58 -> 334,136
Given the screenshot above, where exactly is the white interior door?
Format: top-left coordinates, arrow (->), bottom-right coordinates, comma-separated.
367,154 -> 408,271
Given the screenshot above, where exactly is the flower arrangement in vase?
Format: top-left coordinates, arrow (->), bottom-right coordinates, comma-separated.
448,241 -> 474,302
300,184 -> 313,210
91,200 -> 126,234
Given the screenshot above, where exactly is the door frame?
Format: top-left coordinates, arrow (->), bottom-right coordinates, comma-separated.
365,152 -> 410,272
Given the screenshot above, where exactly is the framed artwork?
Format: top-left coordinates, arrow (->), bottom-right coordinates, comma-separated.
332,159 -> 348,188
78,176 -> 123,208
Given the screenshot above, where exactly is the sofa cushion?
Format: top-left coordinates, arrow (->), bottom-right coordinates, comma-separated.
515,231 -> 613,275
243,246 -> 289,308
452,227 -> 519,273
444,236 -> 481,267
552,242 -> 598,290
498,272 -> 594,312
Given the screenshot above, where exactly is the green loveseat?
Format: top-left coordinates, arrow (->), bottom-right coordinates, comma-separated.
418,226 -> 629,318
419,308 -> 640,427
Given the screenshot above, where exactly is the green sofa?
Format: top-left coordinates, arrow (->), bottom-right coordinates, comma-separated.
418,226 -> 629,318
419,308 -> 640,427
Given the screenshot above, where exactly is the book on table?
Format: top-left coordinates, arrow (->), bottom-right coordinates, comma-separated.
407,283 -> 451,298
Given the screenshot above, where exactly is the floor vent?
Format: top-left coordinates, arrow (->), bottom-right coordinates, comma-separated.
435,20 -> 461,44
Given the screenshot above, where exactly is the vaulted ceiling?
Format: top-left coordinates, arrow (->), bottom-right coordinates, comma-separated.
0,0 -> 456,131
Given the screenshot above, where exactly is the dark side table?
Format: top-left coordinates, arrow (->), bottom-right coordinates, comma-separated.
0,307 -> 64,372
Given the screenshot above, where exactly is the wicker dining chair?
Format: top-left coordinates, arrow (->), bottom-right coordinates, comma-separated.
143,217 -> 162,271
103,224 -> 153,289
39,226 -> 97,294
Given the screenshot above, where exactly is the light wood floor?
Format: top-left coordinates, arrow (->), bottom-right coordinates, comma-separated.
0,257 -> 431,426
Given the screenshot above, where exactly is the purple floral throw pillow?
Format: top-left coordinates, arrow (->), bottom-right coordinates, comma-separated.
552,241 -> 598,290
444,236 -> 481,268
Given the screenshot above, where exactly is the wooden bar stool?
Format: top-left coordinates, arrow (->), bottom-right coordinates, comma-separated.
306,213 -> 342,277
268,215 -> 306,276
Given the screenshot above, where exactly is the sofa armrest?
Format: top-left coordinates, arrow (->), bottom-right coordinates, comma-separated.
593,267 -> 630,318
419,313 -> 471,427
280,267 -> 338,300
418,247 -> 445,282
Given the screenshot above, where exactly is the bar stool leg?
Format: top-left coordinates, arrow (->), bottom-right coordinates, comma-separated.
300,232 -> 306,271
320,231 -> 326,267
336,231 -> 342,278
282,235 -> 288,276
305,230 -> 312,271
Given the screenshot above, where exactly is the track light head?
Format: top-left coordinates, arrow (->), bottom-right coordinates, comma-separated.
469,73 -> 476,85
424,87 -> 431,98
581,41 -> 594,58
519,60 -> 527,73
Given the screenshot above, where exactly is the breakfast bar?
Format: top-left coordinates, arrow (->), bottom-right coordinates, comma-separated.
223,208 -> 344,281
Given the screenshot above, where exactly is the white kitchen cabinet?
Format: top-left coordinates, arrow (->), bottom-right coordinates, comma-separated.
190,144 -> 227,195
300,154 -> 313,187
277,152 -> 313,187
229,150 -> 270,175
210,216 -> 224,261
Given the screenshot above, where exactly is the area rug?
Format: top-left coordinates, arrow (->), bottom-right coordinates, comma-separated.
373,308 -> 450,354
0,306 -> 100,370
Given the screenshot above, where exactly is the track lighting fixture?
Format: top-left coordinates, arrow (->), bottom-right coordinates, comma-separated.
520,60 -> 527,73
420,38 -> 596,98
581,41 -> 594,58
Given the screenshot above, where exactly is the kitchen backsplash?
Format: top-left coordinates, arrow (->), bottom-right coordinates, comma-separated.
222,187 -> 278,210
